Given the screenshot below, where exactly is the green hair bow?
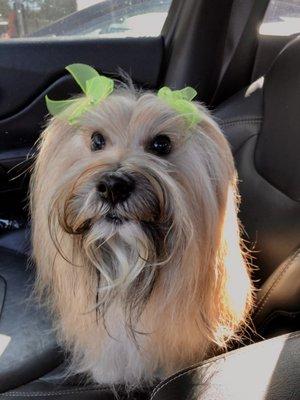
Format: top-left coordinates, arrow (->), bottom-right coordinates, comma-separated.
157,86 -> 202,127
45,63 -> 201,128
45,63 -> 114,125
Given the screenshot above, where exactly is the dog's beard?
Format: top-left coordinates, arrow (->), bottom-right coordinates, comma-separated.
48,159 -> 191,327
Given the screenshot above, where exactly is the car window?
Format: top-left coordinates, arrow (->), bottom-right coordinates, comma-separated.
0,0 -> 172,39
259,0 -> 300,36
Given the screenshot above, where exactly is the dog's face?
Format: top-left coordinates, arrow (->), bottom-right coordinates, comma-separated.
57,92 -> 193,247
32,87 -> 251,347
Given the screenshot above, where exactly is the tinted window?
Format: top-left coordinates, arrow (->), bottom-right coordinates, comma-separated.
260,0 -> 300,36
0,0 -> 171,39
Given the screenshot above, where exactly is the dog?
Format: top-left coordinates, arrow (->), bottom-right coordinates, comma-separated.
30,82 -> 253,388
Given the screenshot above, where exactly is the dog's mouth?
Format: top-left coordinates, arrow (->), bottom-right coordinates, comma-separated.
105,212 -> 128,225
65,172 -> 165,234
104,207 -> 160,227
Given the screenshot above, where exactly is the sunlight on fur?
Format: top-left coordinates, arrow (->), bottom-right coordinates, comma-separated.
30,84 -> 253,389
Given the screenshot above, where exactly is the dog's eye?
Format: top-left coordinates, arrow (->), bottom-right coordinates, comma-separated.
148,135 -> 172,156
91,132 -> 105,151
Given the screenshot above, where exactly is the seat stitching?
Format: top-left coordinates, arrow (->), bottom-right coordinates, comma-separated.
221,119 -> 261,125
149,331 -> 300,399
219,116 -> 262,122
220,118 -> 262,127
256,249 -> 300,309
254,249 -> 300,318
0,387 -> 109,397
150,369 -> 202,400
221,121 -> 260,128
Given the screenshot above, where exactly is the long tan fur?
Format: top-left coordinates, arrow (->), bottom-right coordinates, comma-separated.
30,86 -> 253,388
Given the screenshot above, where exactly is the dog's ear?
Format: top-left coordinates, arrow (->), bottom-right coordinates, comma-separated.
149,116 -> 253,360
186,114 -> 253,348
212,182 -> 253,346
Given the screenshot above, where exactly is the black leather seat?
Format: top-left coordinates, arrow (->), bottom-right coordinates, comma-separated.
0,229 -> 62,392
216,35 -> 300,337
2,334 -> 299,400
151,331 -> 300,400
1,36 -> 300,399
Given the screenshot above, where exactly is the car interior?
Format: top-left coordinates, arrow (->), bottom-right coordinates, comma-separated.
0,0 -> 299,399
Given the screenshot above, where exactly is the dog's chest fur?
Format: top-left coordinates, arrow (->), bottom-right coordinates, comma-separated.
91,304 -> 156,385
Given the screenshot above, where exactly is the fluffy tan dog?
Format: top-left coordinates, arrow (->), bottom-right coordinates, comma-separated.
31,85 -> 252,388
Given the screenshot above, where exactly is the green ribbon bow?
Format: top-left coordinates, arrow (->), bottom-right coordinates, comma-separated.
157,86 -> 201,127
45,63 -> 200,127
45,63 -> 114,125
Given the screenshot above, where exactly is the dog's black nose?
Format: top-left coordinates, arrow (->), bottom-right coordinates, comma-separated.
97,173 -> 135,204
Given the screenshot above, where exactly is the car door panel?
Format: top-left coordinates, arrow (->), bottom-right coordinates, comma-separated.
0,37 -> 163,119
0,36 -> 164,214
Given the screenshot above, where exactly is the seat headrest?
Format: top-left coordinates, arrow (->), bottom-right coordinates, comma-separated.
255,36 -> 300,201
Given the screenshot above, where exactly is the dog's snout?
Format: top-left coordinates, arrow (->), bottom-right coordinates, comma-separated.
97,173 -> 135,204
